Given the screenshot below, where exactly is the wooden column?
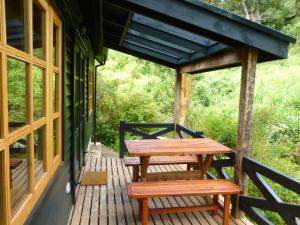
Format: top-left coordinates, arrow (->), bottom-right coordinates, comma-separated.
234,47 -> 258,218
174,71 -> 193,126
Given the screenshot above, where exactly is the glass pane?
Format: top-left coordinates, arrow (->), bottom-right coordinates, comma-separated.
7,58 -> 27,132
53,73 -> 58,112
5,0 -> 27,51
33,2 -> 45,59
33,66 -> 44,120
9,136 -> 29,216
53,120 -> 57,157
53,25 -> 58,66
34,126 -> 45,183
0,151 -> 3,225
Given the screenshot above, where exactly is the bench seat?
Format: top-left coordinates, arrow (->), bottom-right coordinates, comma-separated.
128,179 -> 241,225
124,155 -> 198,166
124,155 -> 198,181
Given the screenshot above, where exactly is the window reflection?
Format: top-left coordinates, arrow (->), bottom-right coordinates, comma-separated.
53,120 -> 57,157
33,66 -> 44,120
53,73 -> 58,112
53,25 -> 58,66
33,2 -> 45,59
7,58 -> 27,132
5,0 -> 27,51
9,136 -> 29,216
34,127 -> 45,183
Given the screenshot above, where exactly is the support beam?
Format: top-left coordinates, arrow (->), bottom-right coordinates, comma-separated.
179,49 -> 242,74
174,71 -> 193,126
234,47 -> 258,218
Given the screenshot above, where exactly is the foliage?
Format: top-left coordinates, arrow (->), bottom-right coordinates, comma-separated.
96,51 -> 174,148
211,0 -> 298,30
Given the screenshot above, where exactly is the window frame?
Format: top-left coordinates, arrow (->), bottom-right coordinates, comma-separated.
51,9 -> 62,168
0,0 -> 62,224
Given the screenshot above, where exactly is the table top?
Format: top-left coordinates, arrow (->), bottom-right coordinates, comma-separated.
125,138 -> 232,156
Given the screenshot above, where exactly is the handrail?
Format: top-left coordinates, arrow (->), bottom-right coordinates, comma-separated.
119,121 -> 204,158
240,157 -> 300,225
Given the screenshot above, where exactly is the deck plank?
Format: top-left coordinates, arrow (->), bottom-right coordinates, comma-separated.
80,158 -> 96,225
107,158 -> 117,225
99,158 -> 108,225
90,157 -> 101,225
69,144 -> 254,225
70,157 -> 92,225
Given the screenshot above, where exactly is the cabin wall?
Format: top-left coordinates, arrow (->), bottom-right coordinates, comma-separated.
24,0 -> 96,224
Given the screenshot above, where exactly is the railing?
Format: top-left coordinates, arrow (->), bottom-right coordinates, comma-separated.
119,121 -> 300,225
240,157 -> 300,225
119,121 -> 204,158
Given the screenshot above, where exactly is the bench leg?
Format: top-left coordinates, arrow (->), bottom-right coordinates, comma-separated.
211,195 -> 219,215
223,194 -> 231,225
141,198 -> 148,225
133,165 -> 140,182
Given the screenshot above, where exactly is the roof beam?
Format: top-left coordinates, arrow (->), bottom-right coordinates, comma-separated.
125,33 -> 191,59
104,41 -> 178,68
132,13 -> 216,46
178,49 -> 242,74
119,11 -> 134,45
130,21 -> 207,53
106,0 -> 294,59
124,40 -> 180,61
127,29 -> 194,54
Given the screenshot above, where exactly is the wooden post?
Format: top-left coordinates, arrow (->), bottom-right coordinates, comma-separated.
234,47 -> 258,218
174,71 -> 193,127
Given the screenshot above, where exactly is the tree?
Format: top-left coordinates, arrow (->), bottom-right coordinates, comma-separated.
211,0 -> 296,30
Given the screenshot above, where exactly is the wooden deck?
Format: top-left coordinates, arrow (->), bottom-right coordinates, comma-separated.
68,144 -> 253,225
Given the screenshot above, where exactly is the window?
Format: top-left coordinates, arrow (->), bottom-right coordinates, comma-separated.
5,0 -> 27,51
53,73 -> 58,112
53,25 -> 58,66
34,126 -> 45,183
33,66 -> 45,120
53,119 -> 57,157
1,0 -> 62,223
88,67 -> 93,114
33,1 -> 45,59
7,57 -> 27,132
9,136 -> 29,216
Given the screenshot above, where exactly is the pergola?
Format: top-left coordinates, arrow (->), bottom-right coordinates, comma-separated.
81,0 -> 296,218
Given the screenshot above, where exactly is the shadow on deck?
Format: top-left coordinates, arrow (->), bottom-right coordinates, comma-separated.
68,143 -> 253,225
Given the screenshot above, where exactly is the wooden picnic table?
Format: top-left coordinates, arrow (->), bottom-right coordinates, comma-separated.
125,138 -> 232,181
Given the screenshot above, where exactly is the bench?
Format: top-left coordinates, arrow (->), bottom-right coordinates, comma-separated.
124,155 -> 198,181
128,179 -> 241,225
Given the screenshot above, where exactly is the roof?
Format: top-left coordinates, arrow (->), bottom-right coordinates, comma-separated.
88,0 -> 296,69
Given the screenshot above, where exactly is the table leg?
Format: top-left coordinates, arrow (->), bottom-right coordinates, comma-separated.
201,154 -> 214,179
140,156 -> 150,181
133,165 -> 140,182
196,154 -> 203,172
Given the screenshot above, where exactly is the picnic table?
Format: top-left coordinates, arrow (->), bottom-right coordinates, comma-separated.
125,138 -> 232,181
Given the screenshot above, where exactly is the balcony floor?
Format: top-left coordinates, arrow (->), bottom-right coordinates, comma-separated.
68,143 -> 253,225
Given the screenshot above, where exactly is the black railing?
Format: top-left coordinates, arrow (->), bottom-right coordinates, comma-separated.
240,157 -> 300,225
119,121 -> 204,158
119,121 -> 300,225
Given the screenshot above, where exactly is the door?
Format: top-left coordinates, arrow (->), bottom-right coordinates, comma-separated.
72,34 -> 87,186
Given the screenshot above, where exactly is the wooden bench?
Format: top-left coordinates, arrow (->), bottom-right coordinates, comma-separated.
124,155 -> 198,181
128,179 -> 241,225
